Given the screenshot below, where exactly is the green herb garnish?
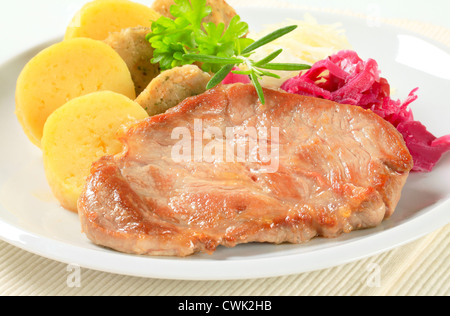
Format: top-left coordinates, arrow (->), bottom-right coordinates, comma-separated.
146,0 -> 311,104
146,0 -> 248,72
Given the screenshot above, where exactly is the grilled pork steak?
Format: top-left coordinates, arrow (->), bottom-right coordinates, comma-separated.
78,84 -> 413,256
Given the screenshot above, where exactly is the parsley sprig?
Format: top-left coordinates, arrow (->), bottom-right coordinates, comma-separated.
146,0 -> 250,72
146,0 -> 311,104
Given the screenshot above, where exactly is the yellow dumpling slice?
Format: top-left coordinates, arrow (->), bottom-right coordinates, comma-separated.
41,91 -> 149,213
65,0 -> 161,40
15,37 -> 136,148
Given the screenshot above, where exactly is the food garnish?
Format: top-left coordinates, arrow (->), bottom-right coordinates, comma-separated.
146,0 -> 250,71
146,0 -> 310,104
247,15 -> 352,88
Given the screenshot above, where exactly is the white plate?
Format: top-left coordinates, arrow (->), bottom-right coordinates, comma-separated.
0,7 -> 449,280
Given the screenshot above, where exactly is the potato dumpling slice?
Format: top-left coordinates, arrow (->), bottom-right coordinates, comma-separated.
42,91 -> 148,213
65,0 -> 161,41
15,37 -> 135,148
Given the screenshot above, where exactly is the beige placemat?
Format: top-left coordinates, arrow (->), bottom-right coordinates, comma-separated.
0,224 -> 448,296
1,1 -> 449,296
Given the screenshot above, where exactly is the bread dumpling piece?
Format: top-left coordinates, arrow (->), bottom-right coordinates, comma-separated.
104,27 -> 160,96
15,37 -> 135,148
41,91 -> 149,213
65,0 -> 161,41
135,65 -> 211,116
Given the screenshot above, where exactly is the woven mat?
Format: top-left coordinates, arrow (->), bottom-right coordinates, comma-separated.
1,1 -> 449,296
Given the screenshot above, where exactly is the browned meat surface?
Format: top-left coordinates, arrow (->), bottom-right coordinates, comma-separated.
78,84 -> 413,256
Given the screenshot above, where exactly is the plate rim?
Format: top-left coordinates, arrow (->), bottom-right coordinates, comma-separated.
0,198 -> 448,280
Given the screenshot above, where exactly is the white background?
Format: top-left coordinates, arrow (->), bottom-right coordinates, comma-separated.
0,0 -> 449,62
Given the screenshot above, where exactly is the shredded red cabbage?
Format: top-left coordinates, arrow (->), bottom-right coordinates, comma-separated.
281,50 -> 450,172
397,121 -> 450,172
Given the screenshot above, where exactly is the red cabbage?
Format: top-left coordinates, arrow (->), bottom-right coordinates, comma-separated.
281,50 -> 450,172
397,121 -> 450,172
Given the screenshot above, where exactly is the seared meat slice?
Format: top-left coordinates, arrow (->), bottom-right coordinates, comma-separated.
78,84 -> 413,256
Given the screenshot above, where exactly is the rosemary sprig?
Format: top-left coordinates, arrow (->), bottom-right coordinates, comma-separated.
184,25 -> 311,104
147,0 -> 311,104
